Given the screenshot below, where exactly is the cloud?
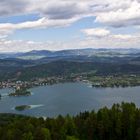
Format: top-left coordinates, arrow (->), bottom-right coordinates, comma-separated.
0,0 -> 91,19
0,0 -> 28,16
0,16 -> 84,37
82,28 -> 110,37
112,34 -> 133,39
0,39 -> 53,52
80,33 -> 140,49
39,1 -> 89,19
0,0 -> 139,34
0,0 -> 140,52
81,27 -> 140,48
95,0 -> 140,27
0,32 -> 140,52
0,0 -> 92,36
82,27 -> 134,40
80,22 -> 140,48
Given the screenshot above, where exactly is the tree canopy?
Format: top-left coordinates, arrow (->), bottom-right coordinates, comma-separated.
0,102 -> 140,140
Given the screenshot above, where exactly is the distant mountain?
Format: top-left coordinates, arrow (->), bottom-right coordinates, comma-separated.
0,53 -> 23,59
0,48 -> 140,60
17,49 -> 94,60
0,50 -> 139,81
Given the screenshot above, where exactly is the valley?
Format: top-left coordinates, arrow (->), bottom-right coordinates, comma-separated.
0,49 -> 139,90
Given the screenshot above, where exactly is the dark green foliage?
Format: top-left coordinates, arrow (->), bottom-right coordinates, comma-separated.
15,61 -> 140,81
0,59 -> 140,81
9,88 -> 31,96
0,103 -> 140,140
15,105 -> 31,111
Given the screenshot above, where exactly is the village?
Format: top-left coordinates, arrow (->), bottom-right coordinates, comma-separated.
0,74 -> 140,90
0,76 -> 82,90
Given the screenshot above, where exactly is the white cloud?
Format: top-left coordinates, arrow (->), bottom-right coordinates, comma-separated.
81,27 -> 140,48
0,16 -> 85,37
112,34 -> 133,39
0,0 -> 139,35
80,33 -> 140,49
95,0 -> 140,27
82,28 -> 110,37
0,0 -> 91,37
0,39 -> 80,52
0,33 -> 140,52
0,39 -> 52,52
0,0 -> 140,51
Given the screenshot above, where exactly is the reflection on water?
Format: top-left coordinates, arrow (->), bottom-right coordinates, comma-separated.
30,104 -> 44,109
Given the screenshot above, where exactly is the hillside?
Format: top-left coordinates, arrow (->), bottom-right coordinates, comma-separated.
0,60 -> 140,81
0,49 -> 139,81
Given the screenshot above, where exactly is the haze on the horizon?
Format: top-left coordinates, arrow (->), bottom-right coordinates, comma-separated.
0,0 -> 140,52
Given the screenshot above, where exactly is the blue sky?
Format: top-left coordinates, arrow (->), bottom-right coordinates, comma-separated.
2,15 -> 99,42
0,0 -> 140,52
8,17 -> 94,42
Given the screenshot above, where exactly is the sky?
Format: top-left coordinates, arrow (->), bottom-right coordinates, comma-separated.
0,0 -> 140,52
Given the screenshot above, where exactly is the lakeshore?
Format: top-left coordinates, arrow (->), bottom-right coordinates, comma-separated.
0,74 -> 140,90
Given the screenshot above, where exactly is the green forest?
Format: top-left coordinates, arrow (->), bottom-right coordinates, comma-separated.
0,60 -> 140,81
0,102 -> 140,140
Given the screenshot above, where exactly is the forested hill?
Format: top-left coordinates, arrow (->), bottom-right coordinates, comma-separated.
0,50 -> 140,81
15,61 -> 140,80
0,102 -> 140,140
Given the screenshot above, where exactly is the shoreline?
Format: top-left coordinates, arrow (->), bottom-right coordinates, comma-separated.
0,81 -> 140,92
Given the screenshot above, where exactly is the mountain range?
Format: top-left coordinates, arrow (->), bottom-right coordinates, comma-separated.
0,48 -> 140,81
0,48 -> 140,60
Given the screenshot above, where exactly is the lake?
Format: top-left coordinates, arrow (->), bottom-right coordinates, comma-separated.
0,82 -> 140,117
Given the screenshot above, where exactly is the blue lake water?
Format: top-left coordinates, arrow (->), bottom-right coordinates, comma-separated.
0,82 -> 140,117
